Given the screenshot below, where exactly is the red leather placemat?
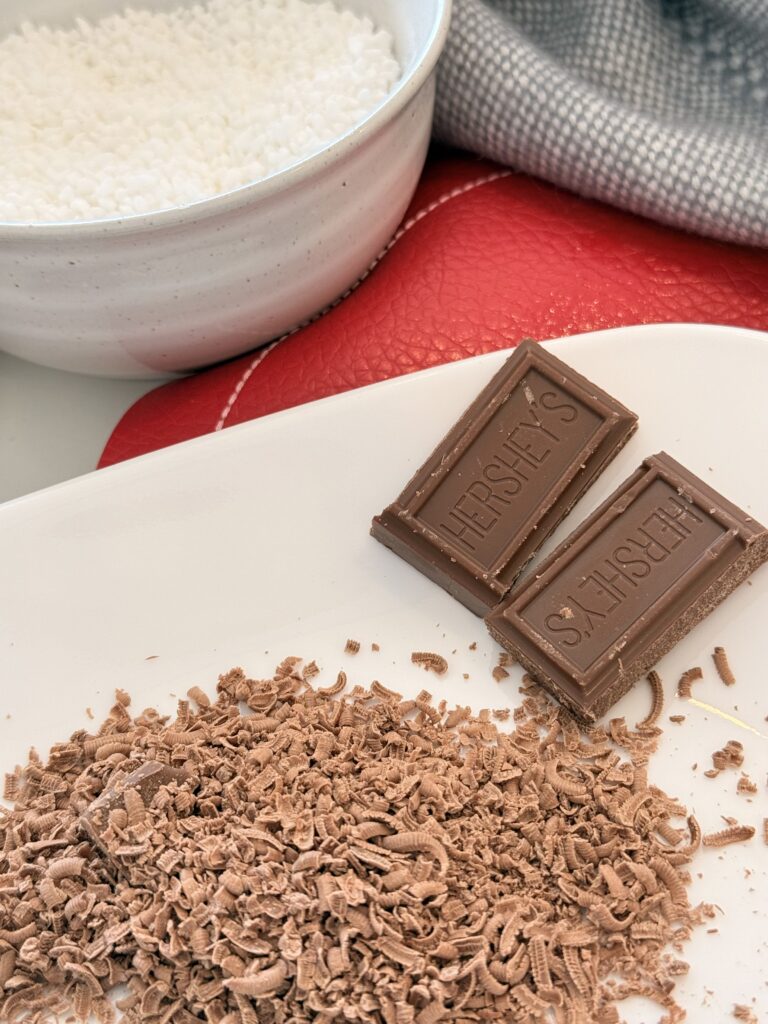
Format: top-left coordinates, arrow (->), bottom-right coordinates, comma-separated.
100,150 -> 768,467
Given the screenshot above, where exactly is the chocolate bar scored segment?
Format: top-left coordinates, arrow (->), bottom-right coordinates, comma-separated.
486,452 -> 768,722
372,340 -> 638,615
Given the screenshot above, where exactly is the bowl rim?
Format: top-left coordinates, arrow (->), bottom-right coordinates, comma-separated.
0,0 -> 452,238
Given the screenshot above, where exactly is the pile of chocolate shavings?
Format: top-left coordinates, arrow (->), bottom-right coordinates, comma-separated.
0,658 -> 716,1024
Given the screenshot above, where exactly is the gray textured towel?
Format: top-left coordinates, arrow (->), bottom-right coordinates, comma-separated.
434,0 -> 768,246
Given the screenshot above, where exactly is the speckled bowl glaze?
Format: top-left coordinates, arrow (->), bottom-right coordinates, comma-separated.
0,0 -> 450,378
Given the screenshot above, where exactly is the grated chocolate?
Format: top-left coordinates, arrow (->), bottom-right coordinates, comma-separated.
0,661 -> 716,1023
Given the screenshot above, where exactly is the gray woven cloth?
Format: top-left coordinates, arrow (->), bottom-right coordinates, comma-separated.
434,0 -> 768,246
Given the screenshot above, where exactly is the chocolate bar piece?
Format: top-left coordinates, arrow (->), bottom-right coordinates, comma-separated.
486,452 -> 768,721
371,341 -> 638,614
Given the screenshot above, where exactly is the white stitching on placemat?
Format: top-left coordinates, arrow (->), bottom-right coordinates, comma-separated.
213,341 -> 279,432
214,168 -> 512,430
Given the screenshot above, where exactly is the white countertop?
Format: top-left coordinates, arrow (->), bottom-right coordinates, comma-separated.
0,352 -> 156,502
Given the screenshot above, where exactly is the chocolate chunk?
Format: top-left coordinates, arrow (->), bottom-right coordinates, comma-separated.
371,340 -> 637,614
80,761 -> 188,849
486,452 -> 768,721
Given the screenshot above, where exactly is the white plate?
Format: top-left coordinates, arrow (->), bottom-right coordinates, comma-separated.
2,323 -> 766,1021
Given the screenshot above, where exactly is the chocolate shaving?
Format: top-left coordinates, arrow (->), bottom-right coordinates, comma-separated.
410,652 -> 448,675
636,671 -> 664,730
710,739 -> 744,773
736,774 -> 757,795
733,1005 -> 758,1023
712,646 -> 736,686
302,660 -> 320,681
344,639 -> 360,655
702,824 -> 756,847
677,667 -> 703,699
0,659 -> 712,1023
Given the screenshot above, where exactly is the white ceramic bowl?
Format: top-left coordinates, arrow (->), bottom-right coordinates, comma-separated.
0,0 -> 450,378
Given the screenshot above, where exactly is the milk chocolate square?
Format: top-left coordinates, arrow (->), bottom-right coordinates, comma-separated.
372,341 -> 638,614
486,452 -> 768,721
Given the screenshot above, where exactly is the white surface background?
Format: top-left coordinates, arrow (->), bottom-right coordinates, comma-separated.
1,324 -> 766,1021
0,351 -> 155,501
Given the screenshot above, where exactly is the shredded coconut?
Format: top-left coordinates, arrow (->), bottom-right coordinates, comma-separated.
0,0 -> 400,223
